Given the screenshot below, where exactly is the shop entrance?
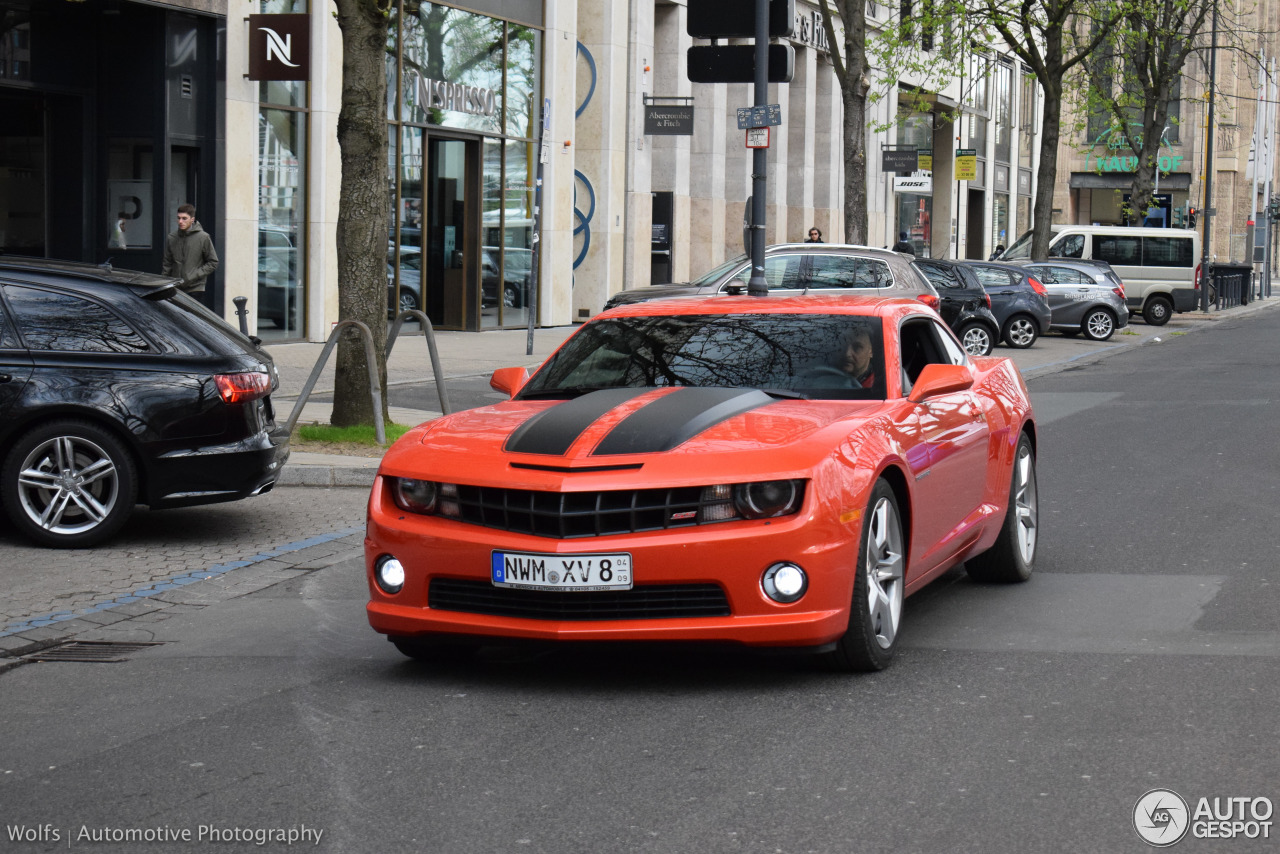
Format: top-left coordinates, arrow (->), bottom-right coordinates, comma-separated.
966,188 -> 986,259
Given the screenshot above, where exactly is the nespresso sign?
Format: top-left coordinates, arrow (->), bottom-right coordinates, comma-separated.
412,71 -> 498,117
248,14 -> 310,81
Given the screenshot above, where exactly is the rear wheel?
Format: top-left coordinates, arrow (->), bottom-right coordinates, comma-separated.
1002,315 -> 1039,349
966,433 -> 1037,583
1081,308 -> 1116,341
1,419 -> 137,548
956,321 -> 995,356
824,480 -> 905,672
1143,295 -> 1173,326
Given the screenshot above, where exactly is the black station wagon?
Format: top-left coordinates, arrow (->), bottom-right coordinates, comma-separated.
0,259 -> 290,547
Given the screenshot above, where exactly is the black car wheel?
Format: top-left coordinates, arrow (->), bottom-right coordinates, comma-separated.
1,419 -> 138,548
1143,295 -> 1173,326
956,321 -> 995,356
1002,315 -> 1040,349
966,432 -> 1037,583
824,479 -> 904,672
1082,308 -> 1116,341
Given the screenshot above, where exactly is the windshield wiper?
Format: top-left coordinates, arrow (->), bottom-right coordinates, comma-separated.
518,386 -> 616,400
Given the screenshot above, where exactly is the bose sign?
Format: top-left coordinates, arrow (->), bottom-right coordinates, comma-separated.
248,14 -> 310,82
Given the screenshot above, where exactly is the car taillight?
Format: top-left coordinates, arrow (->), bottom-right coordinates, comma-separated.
1112,286 -> 1125,299
917,293 -> 940,311
1027,275 -> 1048,298
1194,263 -> 1202,290
985,292 -> 992,310
215,372 -> 271,404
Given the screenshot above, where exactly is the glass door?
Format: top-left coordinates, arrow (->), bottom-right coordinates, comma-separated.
425,137 -> 471,329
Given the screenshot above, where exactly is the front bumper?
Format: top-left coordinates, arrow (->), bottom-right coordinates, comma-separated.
364,477 -> 857,648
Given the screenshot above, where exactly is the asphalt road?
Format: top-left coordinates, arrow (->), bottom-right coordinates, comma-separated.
2,309 -> 1278,853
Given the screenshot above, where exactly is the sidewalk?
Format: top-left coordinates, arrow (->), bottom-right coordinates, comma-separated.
269,295 -> 1280,486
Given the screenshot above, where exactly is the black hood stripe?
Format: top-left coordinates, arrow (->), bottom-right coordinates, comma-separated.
592,388 -> 775,456
504,388 -> 651,456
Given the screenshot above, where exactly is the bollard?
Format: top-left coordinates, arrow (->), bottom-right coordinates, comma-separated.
233,295 -> 250,336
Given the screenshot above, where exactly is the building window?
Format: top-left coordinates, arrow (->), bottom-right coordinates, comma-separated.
1018,67 -> 1035,170
256,0 -> 308,341
994,59 -> 1012,164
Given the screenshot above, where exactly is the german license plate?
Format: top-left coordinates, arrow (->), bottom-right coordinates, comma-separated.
491,551 -> 632,592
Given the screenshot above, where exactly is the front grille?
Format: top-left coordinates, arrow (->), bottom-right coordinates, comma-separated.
453,484 -> 715,538
429,578 -> 731,621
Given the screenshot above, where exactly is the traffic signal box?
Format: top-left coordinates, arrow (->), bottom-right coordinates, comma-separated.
686,0 -> 796,84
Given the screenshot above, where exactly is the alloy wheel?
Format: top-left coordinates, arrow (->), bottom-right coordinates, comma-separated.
865,495 -> 905,649
16,435 -> 120,536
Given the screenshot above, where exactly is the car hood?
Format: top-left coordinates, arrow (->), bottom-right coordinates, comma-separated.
605,283 -> 709,305
379,387 -> 891,486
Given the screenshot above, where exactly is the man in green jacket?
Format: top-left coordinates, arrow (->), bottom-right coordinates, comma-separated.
162,203 -> 219,293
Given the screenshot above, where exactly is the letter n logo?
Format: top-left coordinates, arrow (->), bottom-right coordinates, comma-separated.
248,14 -> 310,81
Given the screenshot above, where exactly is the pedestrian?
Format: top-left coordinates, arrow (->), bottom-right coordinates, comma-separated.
805,227 -> 824,243
892,230 -> 915,255
988,244 -> 1005,261
162,203 -> 219,293
109,212 -> 128,249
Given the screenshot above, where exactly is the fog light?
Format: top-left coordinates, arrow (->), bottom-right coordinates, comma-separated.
762,562 -> 807,603
375,555 -> 405,594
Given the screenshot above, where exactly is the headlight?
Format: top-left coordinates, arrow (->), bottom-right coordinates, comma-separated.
390,478 -> 461,518
762,562 -> 808,603
733,480 -> 803,519
699,480 -> 804,522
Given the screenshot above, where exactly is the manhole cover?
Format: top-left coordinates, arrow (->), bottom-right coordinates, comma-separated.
23,641 -> 165,663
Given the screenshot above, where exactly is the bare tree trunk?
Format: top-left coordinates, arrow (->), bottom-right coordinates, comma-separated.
332,0 -> 391,427
1031,80 -> 1063,259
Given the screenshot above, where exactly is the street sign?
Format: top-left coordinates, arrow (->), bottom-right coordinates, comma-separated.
736,104 -> 782,129
746,127 -> 770,148
687,0 -> 794,38
687,45 -> 795,84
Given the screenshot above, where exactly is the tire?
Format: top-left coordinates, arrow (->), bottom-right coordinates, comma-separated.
390,635 -> 479,663
398,290 -> 419,315
1143,295 -> 1173,326
1002,315 -> 1040,349
824,480 -> 906,672
966,432 -> 1037,583
1081,308 -> 1116,341
1,419 -> 138,548
956,321 -> 995,356
503,284 -> 522,309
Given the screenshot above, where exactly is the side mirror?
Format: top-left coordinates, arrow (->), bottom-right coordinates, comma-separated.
907,363 -> 974,403
490,366 -> 530,398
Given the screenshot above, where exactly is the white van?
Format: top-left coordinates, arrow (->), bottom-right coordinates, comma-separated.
1002,225 -> 1200,325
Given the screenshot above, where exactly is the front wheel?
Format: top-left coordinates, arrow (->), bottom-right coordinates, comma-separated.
824,480 -> 905,672
1002,315 -> 1040,349
1,419 -> 138,548
1082,308 -> 1116,341
966,432 -> 1037,583
956,321 -> 995,356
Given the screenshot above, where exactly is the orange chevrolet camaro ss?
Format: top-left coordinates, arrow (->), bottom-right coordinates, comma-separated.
365,295 -> 1038,671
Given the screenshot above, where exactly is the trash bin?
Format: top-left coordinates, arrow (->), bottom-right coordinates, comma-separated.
1210,263 -> 1253,307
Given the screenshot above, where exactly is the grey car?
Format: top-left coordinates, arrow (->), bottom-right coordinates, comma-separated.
602,244 -> 938,310
1008,259 -> 1129,341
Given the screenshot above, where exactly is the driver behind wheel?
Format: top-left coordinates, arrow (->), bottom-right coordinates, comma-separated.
838,326 -> 876,388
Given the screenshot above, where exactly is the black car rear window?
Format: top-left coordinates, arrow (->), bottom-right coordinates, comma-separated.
152,290 -> 261,357
3,285 -> 150,353
521,314 -> 887,401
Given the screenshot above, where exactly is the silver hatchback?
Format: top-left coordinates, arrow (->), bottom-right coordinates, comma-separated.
603,244 -> 937,310
1009,259 -> 1130,341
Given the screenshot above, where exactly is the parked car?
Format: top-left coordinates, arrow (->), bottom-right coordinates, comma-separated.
482,246 -> 532,309
959,261 -> 1053,349
1007,259 -> 1129,341
387,247 -> 423,317
912,258 -> 1002,355
364,293 -> 1038,672
0,258 -> 290,547
1000,225 -> 1200,325
602,244 -> 941,311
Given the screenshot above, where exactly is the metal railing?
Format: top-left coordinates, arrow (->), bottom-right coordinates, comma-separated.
1214,271 -> 1249,310
386,310 -> 451,416
285,320 -> 386,445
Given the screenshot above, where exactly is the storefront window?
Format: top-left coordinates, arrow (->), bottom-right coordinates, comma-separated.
393,125 -> 423,317
105,140 -> 153,251
505,25 -> 541,139
256,0 -> 307,341
993,193 -> 1010,252
897,194 -> 933,259
402,3 -> 504,134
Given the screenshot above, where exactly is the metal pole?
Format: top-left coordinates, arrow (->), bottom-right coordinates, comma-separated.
1199,0 -> 1219,313
747,0 -> 769,297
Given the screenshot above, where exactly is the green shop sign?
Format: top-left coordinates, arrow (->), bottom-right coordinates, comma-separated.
1089,153 -> 1185,173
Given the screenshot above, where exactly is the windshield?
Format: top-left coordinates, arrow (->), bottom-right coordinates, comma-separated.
1001,230 -> 1035,260
690,254 -> 748,286
520,314 -> 887,401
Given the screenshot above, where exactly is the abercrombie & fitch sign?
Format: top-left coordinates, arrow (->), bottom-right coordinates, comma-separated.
248,14 -> 310,81
411,71 -> 498,117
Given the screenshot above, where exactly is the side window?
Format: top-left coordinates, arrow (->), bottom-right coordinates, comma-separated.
1027,265 -> 1056,284
917,262 -> 959,289
0,297 -> 19,349
1050,234 -> 1085,258
1143,237 -> 1194,267
1048,266 -> 1085,285
3,285 -> 150,353
804,256 -> 893,289
898,317 -> 963,394
769,255 -> 807,290
973,267 -> 1017,288
1094,235 -> 1141,265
